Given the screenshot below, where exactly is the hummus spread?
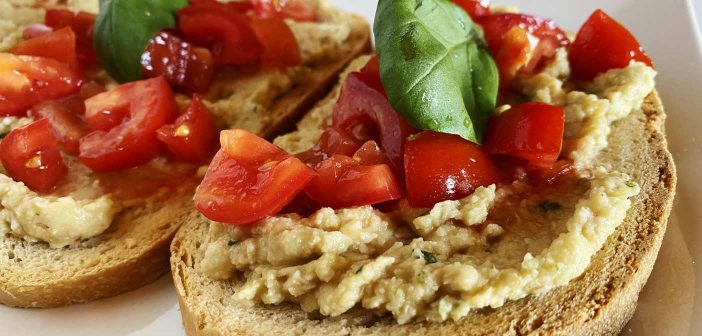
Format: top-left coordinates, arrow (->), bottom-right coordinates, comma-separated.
199,46 -> 655,323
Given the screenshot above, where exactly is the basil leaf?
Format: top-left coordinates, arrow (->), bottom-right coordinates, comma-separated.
94,0 -> 188,83
374,0 -> 499,143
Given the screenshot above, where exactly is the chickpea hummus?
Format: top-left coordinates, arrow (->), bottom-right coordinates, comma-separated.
199,48 -> 656,323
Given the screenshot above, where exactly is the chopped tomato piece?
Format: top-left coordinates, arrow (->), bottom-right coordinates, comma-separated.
156,95 -> 218,163
569,10 -> 653,81
305,154 -> 402,209
80,77 -> 177,172
296,126 -> 360,165
189,0 -> 254,12
404,131 -> 500,208
0,53 -> 82,117
44,9 -> 97,65
252,0 -> 318,22
142,31 -> 215,93
352,141 -> 390,166
27,96 -> 89,155
355,54 -> 385,95
249,18 -> 301,68
0,119 -> 67,193
12,26 -> 79,69
527,159 -> 575,185
281,192 -> 320,217
484,102 -> 564,168
22,24 -> 53,39
178,3 -> 261,66
452,0 -> 491,21
195,129 -> 316,225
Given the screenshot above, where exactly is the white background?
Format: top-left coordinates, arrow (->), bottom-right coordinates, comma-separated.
2,1 -> 701,335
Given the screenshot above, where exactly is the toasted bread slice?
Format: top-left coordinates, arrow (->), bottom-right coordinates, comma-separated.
169,64 -> 676,335
0,5 -> 371,308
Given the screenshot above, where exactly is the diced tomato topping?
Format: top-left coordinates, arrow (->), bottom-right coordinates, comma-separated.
44,9 -> 97,65
355,54 -> 385,95
484,102 -> 564,168
156,95 -> 218,163
569,10 -> 653,81
305,153 -> 402,209
352,141 -> 391,166
79,77 -> 177,172
527,159 -> 575,185
22,24 -> 53,40
12,27 -> 79,69
178,3 -> 262,66
195,129 -> 316,225
281,192 -> 320,217
0,119 -> 67,193
404,131 -> 500,208
0,53 -> 82,117
249,18 -> 302,68
142,31 -> 215,93
27,96 -> 89,155
296,126 -> 361,166
452,0 -> 491,21
252,0 -> 318,22
479,14 -> 569,89
189,0 -> 255,13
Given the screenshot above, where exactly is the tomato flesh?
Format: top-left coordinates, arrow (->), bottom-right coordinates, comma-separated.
80,77 -> 177,172
296,126 -> 360,166
0,53 -> 82,117
569,10 -> 653,81
44,9 -> 97,66
452,0 -> 491,21
142,31 -> 215,93
156,95 -> 218,163
252,0 -> 318,22
484,102 -> 564,168
27,96 -> 89,155
404,131 -> 500,208
195,129 -> 316,225
0,119 -> 67,193
249,18 -> 302,68
12,27 -> 79,69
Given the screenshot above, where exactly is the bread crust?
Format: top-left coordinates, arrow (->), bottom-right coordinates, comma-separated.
170,90 -> 676,336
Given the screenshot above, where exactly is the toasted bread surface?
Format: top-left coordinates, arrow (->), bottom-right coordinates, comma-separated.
170,85 -> 676,335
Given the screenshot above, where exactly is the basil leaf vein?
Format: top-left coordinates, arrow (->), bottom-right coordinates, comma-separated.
374,0 -> 499,143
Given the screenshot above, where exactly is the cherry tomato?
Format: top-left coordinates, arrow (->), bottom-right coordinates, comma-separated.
194,129 -> 317,225
156,95 -> 218,163
452,0 -> 491,21
142,31 -> 215,93
249,18 -> 302,68
79,77 -> 177,172
27,96 -> 89,155
12,27 -> 79,69
0,119 -> 67,193
44,9 -> 97,65
484,102 -> 564,168
569,10 -> 653,81
404,131 -> 500,208
0,53 -> 82,117
178,3 -> 261,66
296,126 -> 360,166
252,0 -> 318,22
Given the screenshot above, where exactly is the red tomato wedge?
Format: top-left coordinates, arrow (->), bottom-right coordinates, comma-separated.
296,126 -> 361,166
305,154 -> 402,209
0,53 -> 81,117
0,119 -> 67,193
195,129 -> 317,225
178,4 -> 261,66
252,0 -> 318,22
249,18 -> 302,68
44,9 -> 97,65
142,31 -> 215,93
79,77 -> 177,172
156,95 -> 218,163
484,102 -> 564,168
404,131 -> 500,208
11,27 -> 79,69
27,96 -> 89,155
452,0 -> 491,21
569,10 -> 653,81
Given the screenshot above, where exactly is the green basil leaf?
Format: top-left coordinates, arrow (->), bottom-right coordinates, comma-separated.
94,0 -> 189,83
374,0 -> 499,143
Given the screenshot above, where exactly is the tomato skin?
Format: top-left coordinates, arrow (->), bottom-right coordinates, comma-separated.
0,53 -> 82,117
178,4 -> 261,66
484,102 -> 564,168
249,18 -> 302,68
156,95 -> 218,163
452,0 -> 491,21
252,0 -> 318,22
142,31 -> 215,93
0,119 -> 67,193
44,9 -> 97,65
195,129 -> 317,225
296,126 -> 360,166
12,27 -> 79,69
404,131 -> 500,208
27,97 -> 89,155
79,77 -> 177,172
569,10 -> 653,81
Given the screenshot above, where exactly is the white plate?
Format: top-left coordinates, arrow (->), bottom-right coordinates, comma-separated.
2,1 -> 700,335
